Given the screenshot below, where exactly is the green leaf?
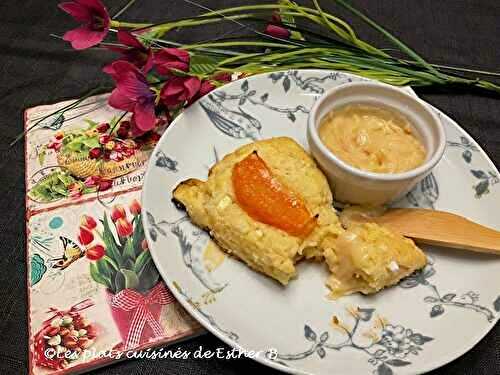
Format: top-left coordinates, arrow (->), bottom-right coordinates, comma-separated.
114,270 -> 125,292
189,54 -> 219,75
90,262 -> 112,290
123,237 -> 136,261
96,258 -> 111,279
102,214 -> 124,267
134,250 -> 152,275
120,268 -> 140,290
101,255 -> 119,272
137,261 -> 160,293
81,137 -> 99,149
131,213 -> 144,257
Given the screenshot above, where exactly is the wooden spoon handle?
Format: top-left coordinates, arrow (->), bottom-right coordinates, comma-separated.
374,208 -> 500,255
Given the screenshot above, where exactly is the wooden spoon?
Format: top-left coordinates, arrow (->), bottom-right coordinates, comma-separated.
342,208 -> 500,255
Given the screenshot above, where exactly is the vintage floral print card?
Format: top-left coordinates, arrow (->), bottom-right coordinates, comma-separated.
25,94 -> 170,215
25,96 -> 203,374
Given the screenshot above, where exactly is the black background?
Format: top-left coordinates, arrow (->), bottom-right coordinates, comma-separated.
1,1 -> 499,374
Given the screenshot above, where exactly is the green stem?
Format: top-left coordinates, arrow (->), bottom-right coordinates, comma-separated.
182,41 -> 295,50
110,20 -> 151,29
333,0 -> 442,76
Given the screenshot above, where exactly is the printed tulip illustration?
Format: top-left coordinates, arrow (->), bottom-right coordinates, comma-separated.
77,226 -> 94,245
78,200 -> 160,295
116,218 -> 133,238
129,199 -> 141,216
110,204 -> 126,222
80,214 -> 97,230
77,200 -> 174,350
86,244 -> 105,260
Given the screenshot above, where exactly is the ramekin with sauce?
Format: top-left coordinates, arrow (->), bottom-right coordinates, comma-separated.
307,82 -> 445,205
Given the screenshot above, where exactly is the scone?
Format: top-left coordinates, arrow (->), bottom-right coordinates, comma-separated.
172,137 -> 343,285
324,222 -> 427,299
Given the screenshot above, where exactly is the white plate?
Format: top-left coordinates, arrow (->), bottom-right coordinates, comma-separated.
142,70 -> 500,375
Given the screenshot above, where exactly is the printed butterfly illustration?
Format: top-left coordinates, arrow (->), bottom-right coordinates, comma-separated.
51,236 -> 85,270
31,254 -> 47,286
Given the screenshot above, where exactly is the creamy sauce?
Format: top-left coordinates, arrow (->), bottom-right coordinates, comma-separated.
319,104 -> 426,173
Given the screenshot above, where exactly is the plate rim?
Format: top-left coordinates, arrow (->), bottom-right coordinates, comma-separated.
142,69 -> 499,375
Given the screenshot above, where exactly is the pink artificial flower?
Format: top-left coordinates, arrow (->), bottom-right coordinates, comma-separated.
188,79 -> 215,105
103,31 -> 153,73
160,76 -> 201,108
154,48 -> 190,76
265,24 -> 290,39
105,61 -> 157,132
58,0 -> 110,50
212,72 -> 232,83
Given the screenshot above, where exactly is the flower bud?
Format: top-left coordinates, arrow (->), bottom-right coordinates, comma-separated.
265,24 -> 290,39
111,205 -> 126,221
78,226 -> 94,245
129,199 -> 141,216
80,215 -> 97,230
86,244 -> 105,261
116,218 -> 133,237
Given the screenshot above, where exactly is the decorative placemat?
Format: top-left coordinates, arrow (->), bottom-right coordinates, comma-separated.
25,94 -> 204,375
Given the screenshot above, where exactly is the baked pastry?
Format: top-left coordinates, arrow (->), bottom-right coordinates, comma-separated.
172,136 -> 426,296
324,222 -> 427,299
172,137 -> 343,285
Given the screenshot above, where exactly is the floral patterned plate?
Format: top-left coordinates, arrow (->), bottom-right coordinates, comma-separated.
142,70 -> 500,375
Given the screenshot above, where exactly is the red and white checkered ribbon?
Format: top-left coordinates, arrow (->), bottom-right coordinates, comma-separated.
111,282 -> 176,350
43,298 -> 95,325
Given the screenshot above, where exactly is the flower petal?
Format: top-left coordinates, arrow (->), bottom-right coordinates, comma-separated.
108,88 -> 135,111
77,0 -> 108,18
160,48 -> 190,63
63,26 -> 107,50
265,24 -> 290,39
117,30 -> 143,49
183,77 -> 201,100
133,100 -> 157,131
58,2 -> 92,22
142,49 -> 154,73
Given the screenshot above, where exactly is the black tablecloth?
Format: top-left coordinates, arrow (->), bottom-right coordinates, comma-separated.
1,1 -> 499,374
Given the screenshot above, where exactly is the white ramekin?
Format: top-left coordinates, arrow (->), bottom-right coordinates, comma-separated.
307,81 -> 446,205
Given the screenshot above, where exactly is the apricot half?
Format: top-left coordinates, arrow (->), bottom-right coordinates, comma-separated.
232,152 -> 316,237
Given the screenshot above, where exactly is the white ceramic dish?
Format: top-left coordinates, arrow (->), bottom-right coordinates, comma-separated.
307,81 -> 446,205
142,70 -> 500,375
